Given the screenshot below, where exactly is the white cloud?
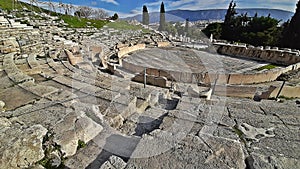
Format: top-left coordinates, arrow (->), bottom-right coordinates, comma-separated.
240,0 -> 298,12
130,9 -> 140,15
144,1 -> 163,7
100,0 -> 119,6
169,0 -> 195,8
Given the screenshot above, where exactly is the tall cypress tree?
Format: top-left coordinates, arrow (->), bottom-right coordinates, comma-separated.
222,0 -> 237,41
158,2 -> 166,31
281,0 -> 300,49
142,5 -> 149,25
185,18 -> 189,35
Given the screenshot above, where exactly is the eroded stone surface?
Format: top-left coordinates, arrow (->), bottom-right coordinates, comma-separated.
0,120 -> 47,169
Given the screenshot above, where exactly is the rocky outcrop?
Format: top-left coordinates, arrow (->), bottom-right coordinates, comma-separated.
100,155 -> 127,169
64,49 -> 83,66
0,118 -> 47,169
0,38 -> 20,54
53,109 -> 103,157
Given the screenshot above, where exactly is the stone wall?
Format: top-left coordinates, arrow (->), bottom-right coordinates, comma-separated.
117,44 -> 146,59
132,73 -> 168,88
118,43 -> 300,85
123,58 -> 300,85
157,42 -> 170,47
215,43 -> 300,66
64,49 -> 83,66
270,85 -> 300,98
215,84 -> 300,99
0,38 -> 20,53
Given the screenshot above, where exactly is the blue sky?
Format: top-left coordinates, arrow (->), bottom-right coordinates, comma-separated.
30,0 -> 298,17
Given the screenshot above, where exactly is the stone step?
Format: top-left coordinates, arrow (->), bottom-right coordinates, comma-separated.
27,54 -> 41,69
19,81 -> 59,98
3,53 -> 34,83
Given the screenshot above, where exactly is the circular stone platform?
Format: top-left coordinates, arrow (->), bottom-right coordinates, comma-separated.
124,47 -> 271,74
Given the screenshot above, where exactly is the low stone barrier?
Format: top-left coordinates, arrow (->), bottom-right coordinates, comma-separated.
123,58 -> 300,85
132,74 -> 168,88
157,42 -> 170,47
117,44 -> 145,59
64,49 -> 83,66
214,43 -> 300,66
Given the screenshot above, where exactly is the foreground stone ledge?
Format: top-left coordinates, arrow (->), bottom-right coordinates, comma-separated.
0,120 -> 47,169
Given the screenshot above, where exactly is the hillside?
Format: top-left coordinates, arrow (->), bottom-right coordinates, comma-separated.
0,0 -> 108,28
124,8 -> 294,23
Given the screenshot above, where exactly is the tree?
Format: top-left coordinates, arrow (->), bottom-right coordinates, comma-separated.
185,18 -> 189,35
204,4 -> 281,46
111,13 -> 118,20
202,23 -> 223,39
165,22 -> 177,36
158,2 -> 166,31
242,16 -> 281,46
142,5 -> 149,25
280,0 -> 300,49
174,22 -> 184,35
76,6 -> 93,18
224,0 -> 236,24
222,0 -> 237,41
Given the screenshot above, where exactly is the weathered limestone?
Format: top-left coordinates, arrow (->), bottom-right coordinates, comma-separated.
89,45 -> 104,62
157,41 -> 170,47
65,49 -> 83,66
0,9 -> 299,169
0,119 -> 47,169
53,109 -> 103,157
0,85 -> 41,110
100,155 -> 127,169
0,100 -> 5,111
117,44 -> 146,59
3,53 -> 34,83
19,81 -> 59,98
132,73 -> 168,88
0,38 -> 20,53
215,43 -> 300,66
237,123 -> 275,143
127,133 -> 246,169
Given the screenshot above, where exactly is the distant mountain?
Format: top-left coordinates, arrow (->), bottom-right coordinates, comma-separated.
123,12 -> 185,23
123,8 -> 293,23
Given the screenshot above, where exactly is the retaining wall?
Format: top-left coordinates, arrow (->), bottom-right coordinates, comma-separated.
117,44 -> 146,59
157,42 -> 171,47
123,58 -> 300,85
215,44 -> 300,66
118,43 -> 300,85
270,85 -> 300,98
132,74 -> 168,88
64,49 -> 83,66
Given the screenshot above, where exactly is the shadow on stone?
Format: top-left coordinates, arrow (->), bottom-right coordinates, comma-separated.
133,113 -> 168,136
86,135 -> 140,168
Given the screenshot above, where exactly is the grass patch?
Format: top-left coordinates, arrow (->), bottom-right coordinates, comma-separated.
37,132 -> 65,169
0,0 -> 49,13
77,140 -> 86,150
59,15 -> 108,28
106,21 -> 150,32
255,64 -> 277,71
0,0 -> 108,29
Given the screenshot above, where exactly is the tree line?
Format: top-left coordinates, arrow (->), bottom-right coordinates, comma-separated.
203,0 -> 300,49
74,6 -> 118,20
142,2 -> 204,39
